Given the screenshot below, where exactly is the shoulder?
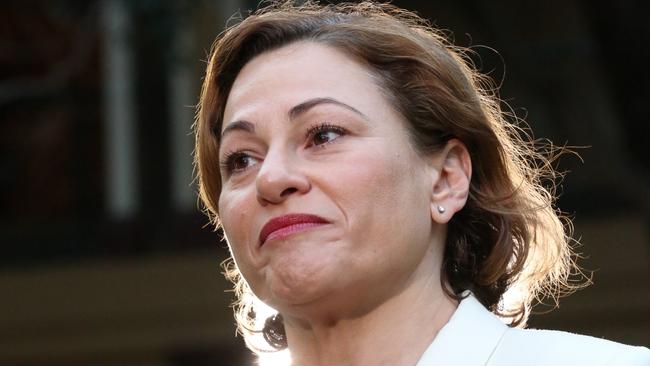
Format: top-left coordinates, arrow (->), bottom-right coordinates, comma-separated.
490,327 -> 650,366
416,294 -> 649,366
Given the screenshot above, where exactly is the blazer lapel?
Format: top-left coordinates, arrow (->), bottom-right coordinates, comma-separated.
416,294 -> 508,366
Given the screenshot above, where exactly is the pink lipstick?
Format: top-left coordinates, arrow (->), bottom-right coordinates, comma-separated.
259,214 -> 330,246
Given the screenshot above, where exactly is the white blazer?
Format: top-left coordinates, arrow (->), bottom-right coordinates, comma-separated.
416,294 -> 650,365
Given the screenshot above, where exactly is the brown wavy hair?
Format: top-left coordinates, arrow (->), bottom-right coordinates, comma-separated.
194,0 -> 586,353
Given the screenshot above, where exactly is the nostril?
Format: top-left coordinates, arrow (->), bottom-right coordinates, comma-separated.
280,187 -> 298,197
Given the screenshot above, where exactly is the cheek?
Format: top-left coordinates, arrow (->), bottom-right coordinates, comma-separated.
325,145 -> 432,261
336,147 -> 427,219
218,190 -> 258,270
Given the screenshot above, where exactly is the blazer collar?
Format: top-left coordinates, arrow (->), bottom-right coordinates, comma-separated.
416,293 -> 508,366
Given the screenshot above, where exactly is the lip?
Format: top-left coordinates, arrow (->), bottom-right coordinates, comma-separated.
259,214 -> 330,246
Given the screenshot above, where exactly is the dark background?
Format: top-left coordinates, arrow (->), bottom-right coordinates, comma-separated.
1,0 -> 648,365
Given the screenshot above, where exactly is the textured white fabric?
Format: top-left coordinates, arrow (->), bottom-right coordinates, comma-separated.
415,294 -> 650,366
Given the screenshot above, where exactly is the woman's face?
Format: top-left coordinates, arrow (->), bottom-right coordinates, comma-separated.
218,42 -> 441,316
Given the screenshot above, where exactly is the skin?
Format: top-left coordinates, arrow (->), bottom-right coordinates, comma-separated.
218,42 -> 472,366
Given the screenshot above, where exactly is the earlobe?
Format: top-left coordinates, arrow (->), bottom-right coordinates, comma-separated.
430,139 -> 472,224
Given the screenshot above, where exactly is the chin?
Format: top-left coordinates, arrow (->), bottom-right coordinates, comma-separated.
259,262 -> 337,311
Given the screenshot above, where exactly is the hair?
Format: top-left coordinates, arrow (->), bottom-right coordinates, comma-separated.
194,0 -> 586,354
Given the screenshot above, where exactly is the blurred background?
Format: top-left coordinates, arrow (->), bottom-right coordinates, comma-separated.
0,0 -> 648,365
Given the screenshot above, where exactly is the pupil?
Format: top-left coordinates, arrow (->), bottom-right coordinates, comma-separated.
315,132 -> 329,144
235,156 -> 248,169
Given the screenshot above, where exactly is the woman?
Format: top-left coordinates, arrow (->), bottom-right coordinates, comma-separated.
194,1 -> 650,365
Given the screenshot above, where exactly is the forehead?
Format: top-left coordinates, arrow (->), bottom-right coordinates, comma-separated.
222,42 -> 389,130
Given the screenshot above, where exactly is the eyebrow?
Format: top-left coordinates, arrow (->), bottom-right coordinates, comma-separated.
288,97 -> 368,121
220,120 -> 255,139
220,97 -> 367,139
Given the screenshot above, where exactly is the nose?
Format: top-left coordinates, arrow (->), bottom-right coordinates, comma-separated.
255,147 -> 310,205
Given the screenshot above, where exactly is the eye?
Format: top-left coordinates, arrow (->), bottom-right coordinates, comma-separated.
307,123 -> 346,147
220,151 -> 260,175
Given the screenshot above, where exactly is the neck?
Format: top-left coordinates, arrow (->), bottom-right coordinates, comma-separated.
282,253 -> 458,366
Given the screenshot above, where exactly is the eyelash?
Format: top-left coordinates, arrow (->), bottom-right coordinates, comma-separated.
220,122 -> 347,176
305,122 -> 347,147
220,150 -> 253,176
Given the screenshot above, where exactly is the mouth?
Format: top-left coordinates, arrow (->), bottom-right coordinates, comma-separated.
259,214 -> 330,246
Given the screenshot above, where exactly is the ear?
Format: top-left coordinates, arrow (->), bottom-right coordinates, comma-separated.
430,139 -> 472,224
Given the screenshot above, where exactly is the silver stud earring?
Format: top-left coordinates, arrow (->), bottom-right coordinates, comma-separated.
437,205 -> 445,214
